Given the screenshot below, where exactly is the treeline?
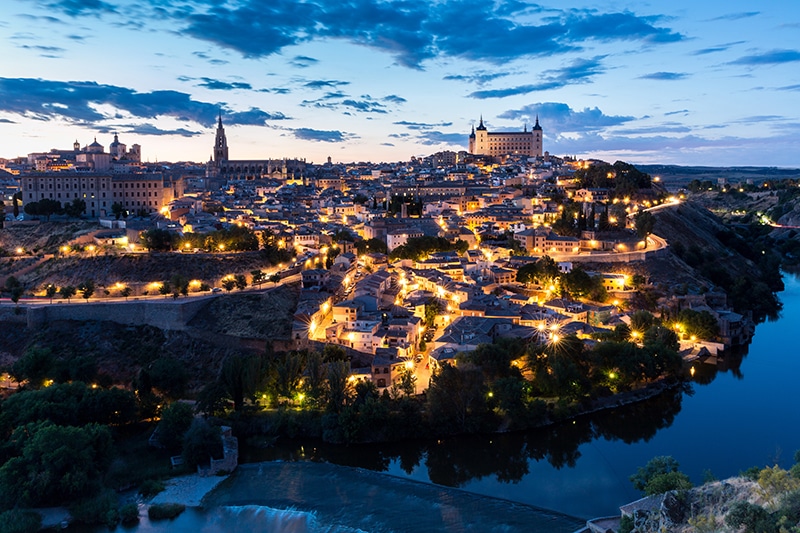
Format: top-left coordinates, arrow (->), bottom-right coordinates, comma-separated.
389,236 -> 468,262
209,328 -> 685,445
23,198 -> 87,221
574,160 -> 652,196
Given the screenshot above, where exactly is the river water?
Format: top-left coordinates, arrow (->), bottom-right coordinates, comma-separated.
112,273 -> 800,531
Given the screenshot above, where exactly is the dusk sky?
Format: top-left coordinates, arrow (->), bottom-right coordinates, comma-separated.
1,0 -> 799,167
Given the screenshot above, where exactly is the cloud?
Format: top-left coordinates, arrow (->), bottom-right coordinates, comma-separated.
638,72 -> 689,80
196,78 -> 253,91
498,102 -> 635,134
692,41 -> 746,55
0,118 -> 17,124
303,79 -> 350,90
664,109 -> 690,116
110,123 -> 201,137
444,71 -> 512,86
469,56 -> 605,98
731,49 -> 800,66
290,55 -> 318,67
301,91 -> 401,114
706,12 -> 760,22
394,120 -> 453,130
17,14 -> 65,24
383,94 -> 406,104
17,44 -> 66,57
192,51 -> 229,65
414,131 -> 465,146
292,128 -> 350,143
0,77 -> 285,127
59,1 -> 682,69
778,84 -> 800,91
41,0 -> 116,16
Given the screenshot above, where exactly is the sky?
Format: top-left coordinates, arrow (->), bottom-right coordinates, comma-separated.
1,0 -> 799,167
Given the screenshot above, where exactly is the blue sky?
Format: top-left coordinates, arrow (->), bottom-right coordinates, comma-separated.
1,0 -> 799,166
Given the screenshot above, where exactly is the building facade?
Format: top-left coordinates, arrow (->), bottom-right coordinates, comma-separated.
20,172 -> 183,217
468,116 -> 543,158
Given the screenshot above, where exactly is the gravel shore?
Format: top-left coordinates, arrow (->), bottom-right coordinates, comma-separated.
149,473 -> 229,507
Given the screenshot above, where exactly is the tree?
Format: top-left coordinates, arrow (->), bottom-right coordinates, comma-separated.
234,274 -> 248,290
59,285 -> 77,302
45,284 -> 57,303
221,278 -> 236,292
111,201 -> 125,220
326,360 -> 353,413
157,402 -> 194,451
220,353 -> 268,411
78,280 -> 95,302
251,270 -> 265,288
181,419 -> 223,469
140,228 -> 177,251
12,192 -> 20,218
424,298 -> 441,329
120,286 -> 132,300
516,262 -> 539,285
10,286 -> 23,307
149,358 -> 189,399
170,275 -> 189,298
427,363 -> 488,433
268,273 -> 281,285
634,211 -> 655,248
63,198 -> 86,219
24,198 -> 62,221
630,456 -> 690,495
0,199 -> 4,229
677,309 -> 719,340
11,346 -> 54,388
158,281 -> 171,298
0,421 -> 112,508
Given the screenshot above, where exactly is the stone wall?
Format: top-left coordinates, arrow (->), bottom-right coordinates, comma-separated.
25,296 -> 212,331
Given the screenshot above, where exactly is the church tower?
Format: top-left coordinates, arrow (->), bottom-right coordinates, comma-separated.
532,115 -> 543,157
213,112 -> 229,164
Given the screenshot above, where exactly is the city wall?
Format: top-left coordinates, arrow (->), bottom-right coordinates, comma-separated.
26,297 -> 212,331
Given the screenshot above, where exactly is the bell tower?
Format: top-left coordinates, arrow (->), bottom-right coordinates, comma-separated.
213,111 -> 229,164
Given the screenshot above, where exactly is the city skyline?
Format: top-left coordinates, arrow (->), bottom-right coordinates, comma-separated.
1,0 -> 799,167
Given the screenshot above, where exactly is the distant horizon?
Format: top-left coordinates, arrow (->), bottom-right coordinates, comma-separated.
1,0 -> 799,167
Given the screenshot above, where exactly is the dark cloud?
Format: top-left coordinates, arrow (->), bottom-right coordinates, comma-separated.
498,102 -> 635,134
778,84 -> 800,91
0,118 -> 17,124
304,79 -> 351,89
383,94 -> 407,104
444,71 -> 512,86
638,72 -> 689,80
290,55 -> 318,67
706,12 -> 760,22
69,1 -> 682,68
302,91 -> 401,114
113,123 -> 201,137
664,109 -> 690,116
731,49 -> 800,65
469,56 -> 605,98
197,78 -> 252,90
42,0 -> 116,16
292,128 -> 350,143
0,78 -> 285,128
17,14 -> 65,24
381,142 -> 395,146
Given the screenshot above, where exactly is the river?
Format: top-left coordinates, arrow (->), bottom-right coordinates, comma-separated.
109,273 -> 800,531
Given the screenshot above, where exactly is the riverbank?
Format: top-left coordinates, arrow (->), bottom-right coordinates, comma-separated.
149,473 -> 230,507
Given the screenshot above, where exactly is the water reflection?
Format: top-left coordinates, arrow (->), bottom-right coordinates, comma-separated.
242,384 -> 687,489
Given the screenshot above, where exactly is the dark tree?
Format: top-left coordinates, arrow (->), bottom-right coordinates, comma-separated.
63,198 -> 86,219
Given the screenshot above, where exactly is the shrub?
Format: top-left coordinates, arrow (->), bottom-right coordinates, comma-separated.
119,503 -> 140,525
0,509 -> 42,533
618,514 -> 634,533
138,479 -> 166,498
725,501 -> 774,532
147,503 -> 185,520
69,490 -> 119,527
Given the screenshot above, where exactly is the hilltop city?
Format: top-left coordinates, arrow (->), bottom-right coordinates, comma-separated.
0,115 -> 758,395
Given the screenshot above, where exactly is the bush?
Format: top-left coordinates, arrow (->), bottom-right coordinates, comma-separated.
725,501 -> 774,532
148,503 -> 185,520
69,490 -> 119,527
119,503 -> 140,525
618,514 -> 634,533
138,479 -> 166,498
0,509 -> 42,533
